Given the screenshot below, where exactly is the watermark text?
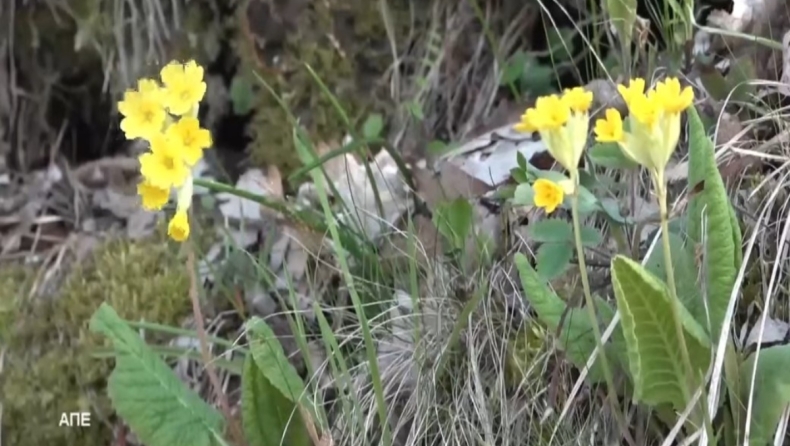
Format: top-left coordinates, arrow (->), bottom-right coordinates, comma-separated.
59,412 -> 91,427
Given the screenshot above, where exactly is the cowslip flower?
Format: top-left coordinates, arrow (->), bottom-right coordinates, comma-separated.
118,79 -> 167,141
118,59 -> 211,242
137,181 -> 170,211
595,77 -> 694,183
514,87 -> 593,178
160,60 -> 207,116
138,133 -> 191,190
533,178 -> 565,214
165,116 -> 212,166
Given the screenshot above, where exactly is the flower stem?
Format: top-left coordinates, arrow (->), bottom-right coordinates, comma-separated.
570,175 -> 631,444
657,184 -> 697,411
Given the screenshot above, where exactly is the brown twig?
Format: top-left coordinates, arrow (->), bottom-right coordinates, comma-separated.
186,247 -> 246,446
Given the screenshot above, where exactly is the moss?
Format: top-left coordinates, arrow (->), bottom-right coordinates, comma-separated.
0,225 -> 203,446
235,0 -> 417,177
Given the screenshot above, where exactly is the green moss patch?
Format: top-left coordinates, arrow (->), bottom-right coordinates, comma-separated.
235,0 -> 415,176
0,227 -> 198,445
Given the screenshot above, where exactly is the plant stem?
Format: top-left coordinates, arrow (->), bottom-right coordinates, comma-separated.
186,247 -> 246,446
656,184 -> 697,411
570,174 -> 632,445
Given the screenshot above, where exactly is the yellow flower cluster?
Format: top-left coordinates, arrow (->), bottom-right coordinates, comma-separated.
594,77 -> 694,183
118,60 -> 212,241
515,87 -> 593,176
514,77 -> 694,214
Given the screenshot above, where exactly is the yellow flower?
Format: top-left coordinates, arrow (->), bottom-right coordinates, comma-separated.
118,79 -> 167,141
160,60 -> 207,116
138,134 -> 190,190
617,78 -> 646,107
627,92 -> 661,128
137,181 -> 170,210
167,209 -> 190,241
594,109 -> 624,142
513,110 -> 538,133
533,179 -> 565,214
653,77 -> 694,114
166,117 -> 212,166
515,90 -> 591,177
531,95 -> 571,130
610,77 -> 695,182
562,87 -> 593,113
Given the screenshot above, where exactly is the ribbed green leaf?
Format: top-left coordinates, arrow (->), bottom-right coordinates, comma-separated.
246,318 -> 306,403
644,232 -> 703,325
740,345 -> 790,445
611,256 -> 711,409
90,303 -> 225,446
242,354 -> 311,446
515,254 -> 625,382
685,106 -> 739,339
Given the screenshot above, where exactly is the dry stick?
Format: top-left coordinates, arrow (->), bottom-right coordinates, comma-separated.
187,248 -> 246,446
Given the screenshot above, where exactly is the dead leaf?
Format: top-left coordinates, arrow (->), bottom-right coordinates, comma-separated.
442,122 -> 547,187
779,30 -> 790,96
412,161 -> 492,212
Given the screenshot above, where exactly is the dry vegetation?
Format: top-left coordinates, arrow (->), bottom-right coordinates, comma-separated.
3,0 -> 790,445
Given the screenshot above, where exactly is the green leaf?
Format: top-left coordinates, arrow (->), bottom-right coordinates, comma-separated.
230,75 -> 255,115
644,232 -> 703,324
89,303 -> 225,446
725,56 -> 757,104
516,152 -> 528,171
740,345 -> 790,445
686,106 -> 738,339
247,318 -> 306,403
510,167 -> 528,184
427,140 -> 452,155
433,198 -> 474,251
536,243 -> 573,280
515,254 -> 626,382
572,185 -> 601,216
546,28 -> 576,62
610,256 -> 711,410
527,218 -> 573,243
242,354 -> 312,446
512,183 -> 534,206
362,113 -> 384,139
406,101 -> 424,120
589,143 -> 638,169
501,51 -> 527,86
522,55 -> 557,96
580,225 -> 603,247
605,0 -> 637,44
599,198 -> 631,224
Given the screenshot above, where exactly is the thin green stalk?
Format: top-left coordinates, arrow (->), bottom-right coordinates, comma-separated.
570,174 -> 630,442
299,137 -> 392,445
657,185 -> 693,385
657,184 -> 714,436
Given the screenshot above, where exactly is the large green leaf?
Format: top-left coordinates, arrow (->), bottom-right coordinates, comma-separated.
610,256 -> 711,410
515,254 -> 625,382
246,317 -> 307,403
242,354 -> 311,446
740,345 -> 790,445
644,232 -> 703,324
90,303 -> 225,446
685,106 -> 739,339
